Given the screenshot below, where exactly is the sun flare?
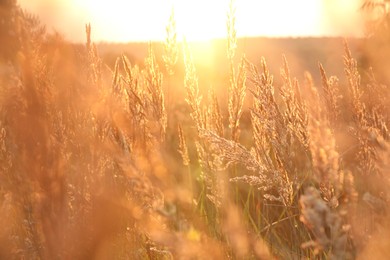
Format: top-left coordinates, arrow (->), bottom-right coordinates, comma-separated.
80,0 -> 230,42
18,0 -> 363,42
172,0 -> 227,42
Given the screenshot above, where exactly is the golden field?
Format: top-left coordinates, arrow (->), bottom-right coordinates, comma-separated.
1,1 -> 390,259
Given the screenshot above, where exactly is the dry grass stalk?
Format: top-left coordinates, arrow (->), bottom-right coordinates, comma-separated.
344,41 -> 366,128
280,55 -> 310,149
183,40 -> 205,132
227,0 -> 246,142
178,124 -> 190,167
171,130 -> 195,231
246,57 -> 310,201
85,24 -> 102,89
245,58 -> 295,205
309,112 -> 342,204
98,56 -> 139,153
194,140 -> 223,207
303,71 -> 321,117
144,44 -> 167,141
319,63 -> 341,128
228,57 -> 247,142
0,22 -> 69,258
163,7 -> 178,76
180,47 -> 222,201
200,129 -> 264,173
299,187 -> 353,259
247,58 -> 284,163
181,43 -> 222,202
119,55 -> 151,151
343,41 -> 387,175
206,88 -> 224,137
304,71 -> 343,204
112,56 -> 121,93
364,68 -> 390,140
200,130 -> 293,205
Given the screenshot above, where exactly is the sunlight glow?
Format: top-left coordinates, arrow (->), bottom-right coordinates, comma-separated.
18,0 -> 363,42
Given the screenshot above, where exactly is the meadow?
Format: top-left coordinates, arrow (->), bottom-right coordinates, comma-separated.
1,1 -> 390,259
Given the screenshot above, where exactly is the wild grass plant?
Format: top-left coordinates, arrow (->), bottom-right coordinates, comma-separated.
1,1 -> 390,259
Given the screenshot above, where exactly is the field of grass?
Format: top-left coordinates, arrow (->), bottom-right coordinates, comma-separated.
1,1 -> 390,259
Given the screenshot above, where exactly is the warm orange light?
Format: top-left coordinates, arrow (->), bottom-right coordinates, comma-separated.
18,0 -> 363,42
173,0 -> 227,42
79,0 -> 229,42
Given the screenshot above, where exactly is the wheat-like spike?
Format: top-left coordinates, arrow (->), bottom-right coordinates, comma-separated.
111,57 -> 121,95
304,71 -> 322,118
206,88 -> 224,137
318,63 -> 340,127
183,39 -> 204,131
144,44 -> 167,140
115,57 -> 151,151
84,24 -> 102,89
178,124 -> 190,166
343,41 -> 366,127
200,129 -> 293,205
246,57 -> 285,169
309,114 -> 342,202
163,7 -> 178,76
343,41 -> 380,175
226,0 -> 247,142
365,68 -> 390,140
200,129 -> 264,172
228,57 -> 247,142
280,55 -> 310,149
121,55 -> 133,84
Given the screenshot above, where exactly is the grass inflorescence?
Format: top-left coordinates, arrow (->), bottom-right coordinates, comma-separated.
1,1 -> 390,259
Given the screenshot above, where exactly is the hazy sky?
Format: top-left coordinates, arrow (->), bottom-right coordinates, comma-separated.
18,0 -> 364,42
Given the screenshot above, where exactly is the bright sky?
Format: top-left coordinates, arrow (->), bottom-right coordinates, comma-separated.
18,0 -> 364,42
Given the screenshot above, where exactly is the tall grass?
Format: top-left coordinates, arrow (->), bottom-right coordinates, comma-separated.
1,1 -> 390,259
